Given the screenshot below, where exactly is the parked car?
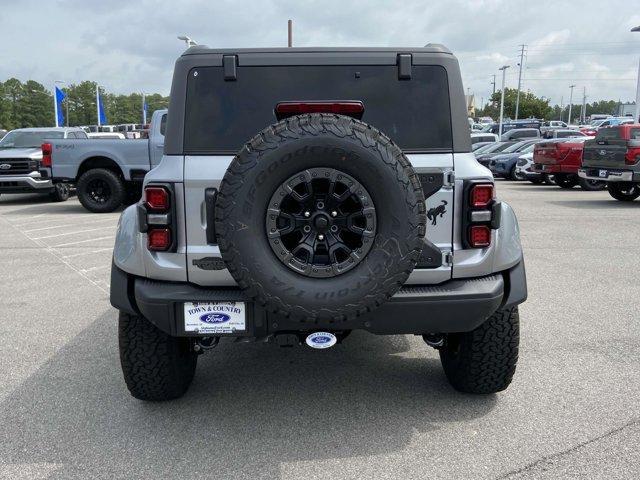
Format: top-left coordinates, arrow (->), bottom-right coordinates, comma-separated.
579,124 -> 640,201
478,116 -> 494,124
49,109 -> 167,212
532,137 -> 604,190
0,129 -> 7,139
514,152 -> 552,184
486,119 -> 542,135
500,128 -> 540,141
0,127 -> 87,201
471,132 -> 499,144
488,140 -> 541,180
542,129 -> 586,139
474,141 -> 518,166
110,46 -> 527,401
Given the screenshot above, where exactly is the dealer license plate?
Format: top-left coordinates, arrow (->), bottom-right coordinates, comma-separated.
183,301 -> 246,334
599,170 -> 607,178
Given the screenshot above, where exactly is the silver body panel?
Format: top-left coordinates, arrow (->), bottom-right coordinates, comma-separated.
114,151 -> 523,286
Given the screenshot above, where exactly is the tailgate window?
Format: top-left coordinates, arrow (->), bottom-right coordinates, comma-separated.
184,65 -> 452,154
595,128 -> 621,141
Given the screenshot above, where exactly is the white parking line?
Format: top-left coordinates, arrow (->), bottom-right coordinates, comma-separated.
32,226 -> 116,240
53,236 -> 114,248
80,265 -> 110,273
23,217 -> 116,233
62,247 -> 114,259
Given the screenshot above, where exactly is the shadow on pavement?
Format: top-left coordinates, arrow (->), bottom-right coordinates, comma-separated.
0,310 -> 497,478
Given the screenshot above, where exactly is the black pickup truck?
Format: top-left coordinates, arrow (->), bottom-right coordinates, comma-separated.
579,124 -> 640,201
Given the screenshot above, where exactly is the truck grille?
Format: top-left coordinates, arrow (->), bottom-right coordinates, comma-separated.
0,159 -> 38,175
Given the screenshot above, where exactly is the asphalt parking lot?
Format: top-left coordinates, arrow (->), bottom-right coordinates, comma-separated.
1,182 -> 639,480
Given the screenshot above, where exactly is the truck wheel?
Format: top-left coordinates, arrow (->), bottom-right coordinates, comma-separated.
215,113 -> 426,321
118,312 -> 197,401
49,183 -> 70,202
608,182 -> 640,202
554,174 -> 578,189
578,178 -> 606,191
439,307 -> 519,394
77,168 -> 125,213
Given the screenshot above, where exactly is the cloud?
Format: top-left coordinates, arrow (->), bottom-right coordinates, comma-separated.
0,0 -> 637,105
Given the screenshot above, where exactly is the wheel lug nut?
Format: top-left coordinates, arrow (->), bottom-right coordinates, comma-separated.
303,225 -> 311,233
330,225 -> 338,232
304,211 -> 310,218
317,202 -> 325,210
331,211 -> 337,217
318,234 -> 325,241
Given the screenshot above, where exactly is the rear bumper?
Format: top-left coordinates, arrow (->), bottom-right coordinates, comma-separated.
111,259 -> 527,337
532,164 -> 577,174
0,174 -> 53,192
578,168 -> 640,183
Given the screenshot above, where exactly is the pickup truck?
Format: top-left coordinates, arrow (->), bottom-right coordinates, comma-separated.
579,124 -> 640,201
532,137 -> 605,191
0,127 -> 87,202
50,109 -> 167,212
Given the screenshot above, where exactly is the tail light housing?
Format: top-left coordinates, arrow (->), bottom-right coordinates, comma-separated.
626,140 -> 640,165
463,181 -> 499,249
41,143 -> 52,167
140,184 -> 175,252
275,101 -> 364,120
145,186 -> 170,211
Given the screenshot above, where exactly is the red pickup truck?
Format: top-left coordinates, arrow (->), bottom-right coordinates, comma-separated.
532,138 -> 605,190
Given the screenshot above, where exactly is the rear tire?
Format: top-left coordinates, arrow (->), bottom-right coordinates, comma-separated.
49,183 -> 70,202
77,168 -> 125,213
578,178 -> 606,191
439,307 -> 519,394
608,182 -> 640,202
510,166 -> 525,181
118,312 -> 198,401
554,174 -> 578,189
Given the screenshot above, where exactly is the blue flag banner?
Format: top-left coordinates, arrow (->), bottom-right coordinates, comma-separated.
55,86 -> 66,127
98,92 -> 107,125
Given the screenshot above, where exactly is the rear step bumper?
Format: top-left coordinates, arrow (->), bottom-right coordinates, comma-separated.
111,260 -> 527,337
578,168 -> 639,183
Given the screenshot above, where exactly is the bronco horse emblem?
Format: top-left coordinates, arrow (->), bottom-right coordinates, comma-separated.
427,200 -> 448,226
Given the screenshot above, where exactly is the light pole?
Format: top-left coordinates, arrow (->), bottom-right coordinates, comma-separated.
515,44 -> 526,120
632,26 -> 640,122
567,85 -> 576,124
498,65 -> 510,138
177,35 -> 197,48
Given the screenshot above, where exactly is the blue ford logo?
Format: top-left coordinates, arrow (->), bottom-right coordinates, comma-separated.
199,313 -> 231,324
312,335 -> 331,344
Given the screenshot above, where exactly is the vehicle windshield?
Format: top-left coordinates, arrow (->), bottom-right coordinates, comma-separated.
591,119 -> 606,127
0,130 -> 65,148
482,142 -> 514,153
503,141 -> 533,153
473,143 -> 493,153
520,143 -> 538,153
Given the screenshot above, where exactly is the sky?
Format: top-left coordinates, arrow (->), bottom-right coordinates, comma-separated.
0,0 -> 638,108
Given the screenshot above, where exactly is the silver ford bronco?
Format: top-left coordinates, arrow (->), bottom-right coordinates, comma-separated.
110,45 -> 527,401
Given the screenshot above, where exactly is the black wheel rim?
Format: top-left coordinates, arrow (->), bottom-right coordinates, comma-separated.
266,168 -> 376,278
86,179 -> 111,204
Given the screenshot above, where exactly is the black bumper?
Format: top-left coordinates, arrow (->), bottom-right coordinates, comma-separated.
111,260 -> 527,337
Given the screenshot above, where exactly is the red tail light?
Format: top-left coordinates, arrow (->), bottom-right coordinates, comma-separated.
625,141 -> 640,165
470,184 -> 494,207
275,101 -> 364,119
469,225 -> 491,248
147,228 -> 171,251
145,186 -> 170,211
41,143 -> 52,167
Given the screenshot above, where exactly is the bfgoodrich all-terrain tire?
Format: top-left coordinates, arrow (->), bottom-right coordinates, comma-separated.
215,113 -> 426,322
118,312 -> 197,401
77,168 -> 125,213
440,307 -> 520,394
608,182 -> 640,202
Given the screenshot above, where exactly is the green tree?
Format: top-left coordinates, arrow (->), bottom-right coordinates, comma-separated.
476,88 -> 553,120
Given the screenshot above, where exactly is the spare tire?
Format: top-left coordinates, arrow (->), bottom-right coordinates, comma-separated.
215,113 -> 426,321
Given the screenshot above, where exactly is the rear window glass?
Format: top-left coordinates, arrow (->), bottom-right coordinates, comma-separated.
629,128 -> 640,140
184,65 -> 452,153
596,128 -> 621,140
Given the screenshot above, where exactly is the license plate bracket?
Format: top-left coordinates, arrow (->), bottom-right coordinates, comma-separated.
183,301 -> 246,334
